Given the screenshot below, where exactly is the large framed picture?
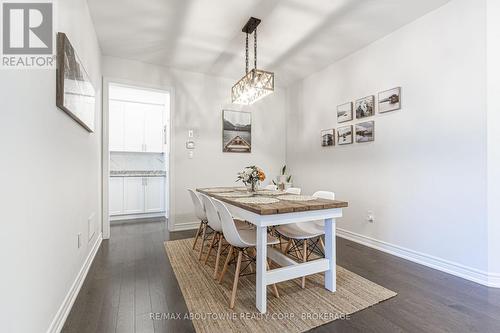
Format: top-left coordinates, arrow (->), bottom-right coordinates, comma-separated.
337,102 -> 353,123
356,121 -> 375,143
222,110 -> 251,153
56,32 -> 96,132
337,125 -> 353,145
378,87 -> 401,113
321,129 -> 335,147
355,95 -> 375,119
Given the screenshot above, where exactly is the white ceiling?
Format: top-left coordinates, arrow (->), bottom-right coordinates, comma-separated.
88,0 -> 450,86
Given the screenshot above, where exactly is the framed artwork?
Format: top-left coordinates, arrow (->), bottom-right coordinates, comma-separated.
222,110 -> 251,153
337,125 -> 353,145
56,32 -> 96,132
355,95 -> 375,119
321,129 -> 335,147
356,121 -> 375,143
337,102 -> 353,123
378,87 -> 401,113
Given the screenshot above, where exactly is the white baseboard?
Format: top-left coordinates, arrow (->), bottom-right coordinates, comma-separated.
169,220 -> 199,232
336,228 -> 500,288
47,233 -> 103,333
110,212 -> 165,221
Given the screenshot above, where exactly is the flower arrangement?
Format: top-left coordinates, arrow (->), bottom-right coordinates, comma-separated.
236,165 -> 265,192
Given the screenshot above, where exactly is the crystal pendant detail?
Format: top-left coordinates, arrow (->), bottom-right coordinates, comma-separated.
231,69 -> 274,105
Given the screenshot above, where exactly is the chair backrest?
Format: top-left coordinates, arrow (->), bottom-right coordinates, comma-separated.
264,184 -> 277,191
286,187 -> 301,195
198,193 -> 222,232
313,191 -> 335,200
212,199 -> 250,248
187,189 -> 206,221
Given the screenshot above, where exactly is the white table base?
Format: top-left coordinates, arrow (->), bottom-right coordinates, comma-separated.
225,204 -> 342,313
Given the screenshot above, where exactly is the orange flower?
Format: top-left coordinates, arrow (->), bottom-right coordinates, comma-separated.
258,171 -> 266,181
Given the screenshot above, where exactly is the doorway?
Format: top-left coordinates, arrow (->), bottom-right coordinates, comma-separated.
103,82 -> 171,238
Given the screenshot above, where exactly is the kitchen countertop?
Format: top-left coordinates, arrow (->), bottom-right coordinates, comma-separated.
110,170 -> 166,177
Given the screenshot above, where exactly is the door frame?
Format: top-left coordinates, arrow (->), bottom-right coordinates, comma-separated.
102,77 -> 175,239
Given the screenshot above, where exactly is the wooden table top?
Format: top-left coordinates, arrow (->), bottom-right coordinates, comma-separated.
197,187 -> 348,216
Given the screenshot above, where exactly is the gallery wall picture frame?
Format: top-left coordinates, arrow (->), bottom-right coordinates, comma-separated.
355,121 -> 375,143
337,125 -> 353,145
337,102 -> 353,123
222,110 -> 252,153
378,87 -> 401,113
321,128 -> 335,147
56,32 -> 96,132
355,95 -> 375,119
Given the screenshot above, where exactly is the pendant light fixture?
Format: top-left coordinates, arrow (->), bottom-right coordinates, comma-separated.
231,17 -> 274,105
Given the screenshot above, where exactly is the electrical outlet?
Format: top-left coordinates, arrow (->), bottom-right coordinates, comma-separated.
188,150 -> 194,159
367,211 -> 375,223
77,233 -> 82,248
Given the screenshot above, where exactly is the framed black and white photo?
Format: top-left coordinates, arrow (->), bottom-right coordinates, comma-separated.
337,125 -> 353,145
355,95 -> 375,119
356,121 -> 375,143
321,129 -> 335,147
222,110 -> 251,153
56,32 -> 96,132
337,102 -> 353,123
378,87 -> 401,113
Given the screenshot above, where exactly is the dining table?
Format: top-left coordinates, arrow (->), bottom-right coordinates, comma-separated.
197,187 -> 348,314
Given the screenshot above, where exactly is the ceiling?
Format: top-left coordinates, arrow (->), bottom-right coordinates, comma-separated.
88,0 -> 450,86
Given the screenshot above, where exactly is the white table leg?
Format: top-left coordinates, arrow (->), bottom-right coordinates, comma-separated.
256,225 -> 267,313
324,218 -> 336,291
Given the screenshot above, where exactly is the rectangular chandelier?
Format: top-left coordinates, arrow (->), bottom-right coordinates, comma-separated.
231,68 -> 274,105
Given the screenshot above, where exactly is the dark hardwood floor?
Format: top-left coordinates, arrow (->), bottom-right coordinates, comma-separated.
63,218 -> 500,333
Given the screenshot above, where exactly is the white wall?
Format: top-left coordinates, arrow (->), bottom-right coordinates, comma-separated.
102,56 -> 287,230
487,0 -> 500,281
0,0 -> 102,332
286,0 -> 490,280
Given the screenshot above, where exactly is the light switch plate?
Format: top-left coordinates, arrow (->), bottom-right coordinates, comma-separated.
188,129 -> 194,138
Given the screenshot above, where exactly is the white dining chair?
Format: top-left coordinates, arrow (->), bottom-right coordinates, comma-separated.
264,184 -> 278,191
198,193 -> 227,279
187,189 -> 209,260
212,198 -> 280,309
285,187 -> 301,194
276,190 -> 335,288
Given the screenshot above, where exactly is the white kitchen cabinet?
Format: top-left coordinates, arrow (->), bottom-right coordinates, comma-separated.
109,176 -> 165,217
109,101 -> 124,151
123,103 -> 145,152
145,177 -> 165,213
109,177 -> 124,215
123,177 -> 145,214
109,101 -> 165,153
143,104 -> 164,153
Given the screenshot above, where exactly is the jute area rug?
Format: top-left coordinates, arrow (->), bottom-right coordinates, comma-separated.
164,238 -> 396,333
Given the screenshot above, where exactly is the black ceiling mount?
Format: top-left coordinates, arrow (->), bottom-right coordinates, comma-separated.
242,17 -> 261,34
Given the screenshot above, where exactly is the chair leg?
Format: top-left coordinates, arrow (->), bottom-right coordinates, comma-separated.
284,239 -> 292,254
292,239 -> 302,259
247,248 -> 255,273
267,259 -> 280,298
301,239 -> 308,289
219,246 -> 234,284
319,237 -> 325,253
192,221 -> 204,249
204,232 -> 217,265
198,223 -> 207,260
230,250 -> 243,309
213,234 -> 224,279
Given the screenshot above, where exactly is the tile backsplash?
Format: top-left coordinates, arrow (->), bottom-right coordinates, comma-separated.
110,152 -> 166,171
